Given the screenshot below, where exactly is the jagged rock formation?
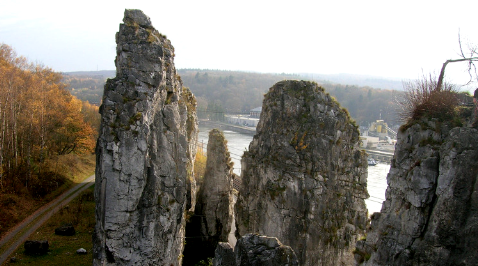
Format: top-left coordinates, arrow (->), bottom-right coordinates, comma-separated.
198,129 -> 235,243
235,80 -> 369,266
93,9 -> 197,266
355,120 -> 478,265
213,242 -> 235,266
213,234 -> 299,266
184,129 -> 235,265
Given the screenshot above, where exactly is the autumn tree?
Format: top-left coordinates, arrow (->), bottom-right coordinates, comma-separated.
0,44 -> 99,196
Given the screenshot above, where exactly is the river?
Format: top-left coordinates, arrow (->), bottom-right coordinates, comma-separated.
197,125 -> 389,215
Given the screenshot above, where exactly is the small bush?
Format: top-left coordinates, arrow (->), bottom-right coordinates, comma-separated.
398,74 -> 459,124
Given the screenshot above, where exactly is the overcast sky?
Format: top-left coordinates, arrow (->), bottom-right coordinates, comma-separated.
1,0 -> 477,92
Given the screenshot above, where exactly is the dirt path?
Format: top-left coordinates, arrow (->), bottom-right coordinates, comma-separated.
0,175 -> 95,265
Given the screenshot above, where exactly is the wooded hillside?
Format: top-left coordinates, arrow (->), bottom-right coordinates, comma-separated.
0,44 -> 100,198
62,69 -> 403,127
177,69 -> 401,126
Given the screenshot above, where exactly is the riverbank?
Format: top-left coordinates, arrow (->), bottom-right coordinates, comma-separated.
199,120 -> 255,135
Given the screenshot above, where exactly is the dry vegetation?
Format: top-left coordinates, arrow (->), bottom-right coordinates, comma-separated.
5,186 -> 96,266
398,74 -> 459,123
0,44 -> 99,239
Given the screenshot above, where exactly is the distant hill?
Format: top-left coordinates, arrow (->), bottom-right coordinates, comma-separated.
301,73 -> 404,91
63,70 -> 116,78
63,69 -> 403,127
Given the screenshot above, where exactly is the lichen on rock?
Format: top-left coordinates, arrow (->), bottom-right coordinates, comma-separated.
235,80 -> 368,266
213,234 -> 299,266
355,118 -> 478,265
183,129 -> 235,265
93,9 -> 197,266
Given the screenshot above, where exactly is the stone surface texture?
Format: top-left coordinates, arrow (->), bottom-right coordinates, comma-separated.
213,234 -> 299,266
93,9 -> 197,266
183,129 -> 235,265
213,242 -> 235,266
235,80 -> 369,266
355,120 -> 478,265
197,129 -> 235,242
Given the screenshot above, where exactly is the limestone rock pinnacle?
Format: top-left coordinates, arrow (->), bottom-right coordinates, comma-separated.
93,9 -> 197,266
355,120 -> 478,266
183,129 -> 235,265
235,80 -> 369,266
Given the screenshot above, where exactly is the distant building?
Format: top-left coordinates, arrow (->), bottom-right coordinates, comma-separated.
360,136 -> 379,149
225,115 -> 259,127
250,107 -> 262,118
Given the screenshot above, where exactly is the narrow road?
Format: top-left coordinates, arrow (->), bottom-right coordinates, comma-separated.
0,175 -> 95,265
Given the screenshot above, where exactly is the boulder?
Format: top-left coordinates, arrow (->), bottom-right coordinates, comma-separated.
76,248 -> 87,255
55,223 -> 75,236
213,234 -> 299,266
213,242 -> 235,266
24,240 -> 49,255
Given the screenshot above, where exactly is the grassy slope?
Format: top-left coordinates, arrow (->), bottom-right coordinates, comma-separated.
0,154 -> 95,240
3,186 -> 95,265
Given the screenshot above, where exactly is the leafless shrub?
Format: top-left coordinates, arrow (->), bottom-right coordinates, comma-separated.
398,74 -> 459,123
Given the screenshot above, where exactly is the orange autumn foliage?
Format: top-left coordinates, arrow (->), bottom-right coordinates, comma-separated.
0,44 -> 99,195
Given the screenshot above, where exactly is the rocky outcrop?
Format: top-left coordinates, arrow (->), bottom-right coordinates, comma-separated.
182,87 -> 199,212
183,129 -> 235,265
93,9 -> 197,266
235,80 -> 369,266
213,234 -> 299,266
355,120 -> 478,265
197,129 -> 235,242
213,242 -> 235,266
24,240 -> 49,255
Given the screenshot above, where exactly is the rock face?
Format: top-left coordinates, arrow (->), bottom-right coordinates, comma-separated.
234,234 -> 299,266
213,242 -> 235,266
235,80 -> 369,266
197,129 -> 235,242
183,129 -> 235,265
93,9 -> 197,266
355,120 -> 478,265
213,234 -> 299,266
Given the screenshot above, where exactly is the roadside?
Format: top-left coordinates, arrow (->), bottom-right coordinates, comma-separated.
0,175 -> 95,265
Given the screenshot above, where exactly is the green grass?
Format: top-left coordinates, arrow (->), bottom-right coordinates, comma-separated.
4,186 -> 95,266
0,154 -> 95,240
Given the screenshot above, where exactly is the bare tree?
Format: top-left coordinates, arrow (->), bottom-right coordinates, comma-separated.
436,32 -> 478,91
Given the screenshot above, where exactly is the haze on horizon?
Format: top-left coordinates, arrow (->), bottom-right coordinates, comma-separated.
1,0 -> 477,93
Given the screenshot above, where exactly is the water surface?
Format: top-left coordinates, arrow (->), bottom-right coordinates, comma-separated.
197,125 -> 389,215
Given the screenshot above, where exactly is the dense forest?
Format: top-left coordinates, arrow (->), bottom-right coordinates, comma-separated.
0,44 -> 100,198
177,69 -> 402,126
63,69 -> 403,128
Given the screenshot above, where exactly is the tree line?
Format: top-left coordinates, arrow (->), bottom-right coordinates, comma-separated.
63,69 -> 404,127
177,69 -> 402,126
0,44 -> 100,197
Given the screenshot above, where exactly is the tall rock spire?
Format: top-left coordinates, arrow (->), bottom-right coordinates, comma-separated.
235,80 -> 369,266
183,129 -> 235,265
93,9 -> 197,266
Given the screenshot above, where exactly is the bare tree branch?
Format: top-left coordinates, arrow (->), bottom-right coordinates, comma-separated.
436,32 -> 478,91
436,57 -> 478,91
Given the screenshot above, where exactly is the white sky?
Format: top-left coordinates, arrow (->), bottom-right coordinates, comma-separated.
1,0 -> 477,92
